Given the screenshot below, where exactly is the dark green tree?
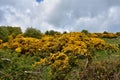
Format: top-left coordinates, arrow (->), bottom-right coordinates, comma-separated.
81,29 -> 89,34
7,26 -> 22,38
0,26 -> 22,42
45,30 -> 60,36
103,31 -> 109,34
0,27 -> 9,42
24,27 -> 41,39
63,31 -> 67,34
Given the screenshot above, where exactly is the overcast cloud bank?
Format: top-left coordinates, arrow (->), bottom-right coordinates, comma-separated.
0,0 -> 120,32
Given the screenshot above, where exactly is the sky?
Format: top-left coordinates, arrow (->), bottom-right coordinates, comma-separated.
0,0 -> 120,32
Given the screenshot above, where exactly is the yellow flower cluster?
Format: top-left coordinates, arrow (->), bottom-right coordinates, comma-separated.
89,38 -> 106,50
2,36 -> 41,54
34,52 -> 69,71
15,47 -> 22,53
33,58 -> 47,67
94,33 -> 118,38
50,52 -> 69,71
1,32 -> 115,56
105,44 -> 119,52
0,39 -> 3,48
90,33 -> 98,38
62,41 -> 87,56
0,39 -> 2,44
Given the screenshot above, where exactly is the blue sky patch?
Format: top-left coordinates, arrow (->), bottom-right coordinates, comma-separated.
36,0 -> 43,3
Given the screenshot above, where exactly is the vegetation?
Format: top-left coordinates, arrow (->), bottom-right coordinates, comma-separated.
24,27 -> 42,39
0,26 -> 120,80
0,26 -> 22,42
45,30 -> 60,36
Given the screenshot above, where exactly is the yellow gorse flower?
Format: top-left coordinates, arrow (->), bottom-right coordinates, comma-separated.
15,47 -> 22,53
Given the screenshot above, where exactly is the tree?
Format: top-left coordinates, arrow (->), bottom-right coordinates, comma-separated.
0,26 -> 22,42
24,27 -> 41,39
103,31 -> 108,34
6,26 -> 22,40
45,30 -> 60,36
0,27 -> 9,42
81,29 -> 89,34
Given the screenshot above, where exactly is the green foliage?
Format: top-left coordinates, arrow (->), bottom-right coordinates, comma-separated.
7,26 -> 22,38
0,26 -> 22,42
103,31 -> 109,34
24,27 -> 41,39
45,30 -> 60,36
116,32 -> 120,36
63,31 -> 67,34
78,60 -> 120,80
0,49 -> 39,80
0,27 -> 9,42
81,29 -> 90,34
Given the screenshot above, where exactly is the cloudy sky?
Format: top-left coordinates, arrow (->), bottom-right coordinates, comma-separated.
0,0 -> 120,32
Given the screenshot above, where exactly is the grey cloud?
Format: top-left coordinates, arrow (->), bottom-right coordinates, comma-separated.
0,0 -> 120,32
45,0 -> 120,32
0,9 -> 5,23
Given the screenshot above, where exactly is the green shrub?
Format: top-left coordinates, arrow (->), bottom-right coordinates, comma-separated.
0,27 -> 9,42
0,49 -> 38,80
45,30 -> 60,36
24,27 -> 41,39
81,29 -> 90,35
0,26 -> 22,42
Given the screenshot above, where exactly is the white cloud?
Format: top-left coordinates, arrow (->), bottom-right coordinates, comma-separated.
0,0 -> 120,32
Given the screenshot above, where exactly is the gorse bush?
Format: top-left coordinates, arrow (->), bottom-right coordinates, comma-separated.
94,32 -> 118,38
32,32 -> 118,79
1,36 -> 41,54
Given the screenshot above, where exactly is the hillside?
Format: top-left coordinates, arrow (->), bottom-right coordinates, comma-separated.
0,26 -> 120,80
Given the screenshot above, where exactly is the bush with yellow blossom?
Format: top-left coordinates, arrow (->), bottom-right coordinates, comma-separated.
34,52 -> 70,79
1,35 -> 41,54
32,32 -> 119,79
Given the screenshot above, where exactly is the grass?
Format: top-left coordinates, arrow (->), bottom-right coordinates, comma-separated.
102,36 -> 120,44
94,50 -> 120,61
94,36 -> 120,62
